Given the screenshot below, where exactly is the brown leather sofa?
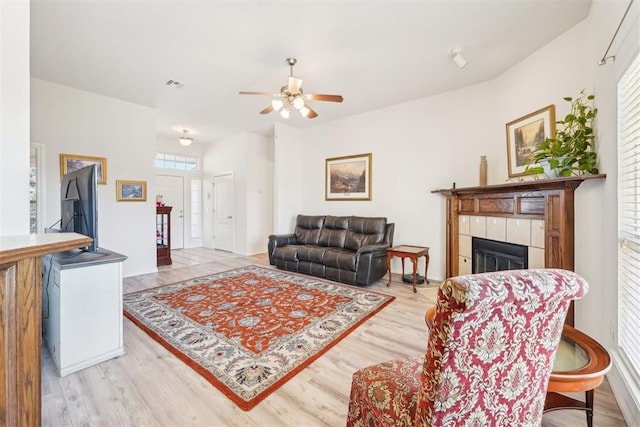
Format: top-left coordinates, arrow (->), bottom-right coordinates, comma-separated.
268,215 -> 394,286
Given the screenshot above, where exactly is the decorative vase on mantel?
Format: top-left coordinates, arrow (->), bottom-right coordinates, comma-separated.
479,156 -> 488,186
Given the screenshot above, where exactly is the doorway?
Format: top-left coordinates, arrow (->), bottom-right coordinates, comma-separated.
156,175 -> 184,249
213,173 -> 234,252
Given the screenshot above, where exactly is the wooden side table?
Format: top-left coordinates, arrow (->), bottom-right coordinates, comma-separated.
386,245 -> 430,293
544,325 -> 612,427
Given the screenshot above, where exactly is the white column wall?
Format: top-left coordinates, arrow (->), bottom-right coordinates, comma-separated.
0,0 -> 30,235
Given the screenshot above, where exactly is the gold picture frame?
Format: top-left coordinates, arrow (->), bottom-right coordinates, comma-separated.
505,105 -> 556,177
60,153 -> 107,184
116,180 -> 147,202
325,153 -> 372,201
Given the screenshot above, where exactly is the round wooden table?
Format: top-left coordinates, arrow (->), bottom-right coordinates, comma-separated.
545,324 -> 612,427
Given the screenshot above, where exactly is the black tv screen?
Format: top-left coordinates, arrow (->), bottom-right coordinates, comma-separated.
60,164 -> 99,253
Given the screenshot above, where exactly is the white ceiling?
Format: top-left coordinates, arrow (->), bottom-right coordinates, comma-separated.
30,0 -> 592,145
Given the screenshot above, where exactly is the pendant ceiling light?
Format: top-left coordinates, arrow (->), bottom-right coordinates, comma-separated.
178,129 -> 193,146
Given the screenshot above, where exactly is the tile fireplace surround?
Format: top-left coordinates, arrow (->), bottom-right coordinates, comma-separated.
434,174 -> 606,326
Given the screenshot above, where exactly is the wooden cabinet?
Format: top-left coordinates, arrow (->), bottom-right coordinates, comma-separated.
0,233 -> 92,426
156,206 -> 172,266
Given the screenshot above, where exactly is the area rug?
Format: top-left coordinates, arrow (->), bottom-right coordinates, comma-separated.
123,265 -> 395,410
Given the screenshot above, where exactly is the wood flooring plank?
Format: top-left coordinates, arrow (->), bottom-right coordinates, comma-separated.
41,248 -> 627,427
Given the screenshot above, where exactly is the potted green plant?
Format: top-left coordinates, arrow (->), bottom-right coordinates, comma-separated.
525,90 -> 599,177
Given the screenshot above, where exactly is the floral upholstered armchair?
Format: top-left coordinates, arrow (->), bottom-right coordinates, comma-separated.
346,269 -> 588,427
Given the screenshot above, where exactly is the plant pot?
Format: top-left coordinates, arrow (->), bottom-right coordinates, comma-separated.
539,157 -> 565,179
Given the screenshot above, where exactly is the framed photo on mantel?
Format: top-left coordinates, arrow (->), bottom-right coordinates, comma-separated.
505,105 -> 556,177
325,153 -> 372,201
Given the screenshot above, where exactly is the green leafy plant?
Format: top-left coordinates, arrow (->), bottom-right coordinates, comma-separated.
525,90 -> 599,177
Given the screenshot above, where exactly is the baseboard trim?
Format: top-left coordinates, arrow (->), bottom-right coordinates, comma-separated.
608,348 -> 640,427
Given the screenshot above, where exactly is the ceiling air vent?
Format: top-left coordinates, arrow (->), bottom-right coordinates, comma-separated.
165,79 -> 184,88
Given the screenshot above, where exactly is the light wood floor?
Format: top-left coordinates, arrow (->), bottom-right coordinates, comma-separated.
42,248 -> 627,426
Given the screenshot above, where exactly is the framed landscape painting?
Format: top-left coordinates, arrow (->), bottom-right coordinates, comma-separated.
116,180 -> 147,202
325,153 -> 372,201
505,105 -> 556,177
60,153 -> 107,184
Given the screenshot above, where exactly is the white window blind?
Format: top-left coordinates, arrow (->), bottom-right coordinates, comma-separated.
618,52 -> 640,378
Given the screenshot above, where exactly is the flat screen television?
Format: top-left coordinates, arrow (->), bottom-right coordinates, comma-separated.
60,164 -> 99,253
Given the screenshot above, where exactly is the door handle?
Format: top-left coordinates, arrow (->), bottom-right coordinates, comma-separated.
227,216 -> 232,219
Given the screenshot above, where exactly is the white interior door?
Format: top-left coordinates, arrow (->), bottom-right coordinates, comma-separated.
213,173 -> 234,252
156,175 -> 184,249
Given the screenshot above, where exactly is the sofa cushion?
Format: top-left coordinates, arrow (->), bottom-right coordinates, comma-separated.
345,216 -> 387,251
273,245 -> 301,262
297,245 -> 331,263
294,215 -> 325,245
324,248 -> 358,271
319,215 -> 350,248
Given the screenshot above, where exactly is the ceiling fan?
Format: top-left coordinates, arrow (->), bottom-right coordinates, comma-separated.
239,57 -> 343,119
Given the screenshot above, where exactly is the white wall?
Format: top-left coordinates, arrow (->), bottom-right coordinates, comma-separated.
0,0 -> 30,235
288,80 -> 499,279
30,79 -> 157,277
273,122 -> 303,233
202,132 -> 273,255
588,0 -> 640,423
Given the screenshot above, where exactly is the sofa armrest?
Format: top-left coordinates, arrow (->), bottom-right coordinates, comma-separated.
355,244 -> 390,285
356,243 -> 390,255
267,233 -> 297,265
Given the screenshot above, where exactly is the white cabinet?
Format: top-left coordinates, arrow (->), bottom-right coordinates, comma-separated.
42,249 -> 127,377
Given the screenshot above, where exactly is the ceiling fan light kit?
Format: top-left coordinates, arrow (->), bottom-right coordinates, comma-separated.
239,57 -> 344,119
178,129 -> 193,146
451,47 -> 468,69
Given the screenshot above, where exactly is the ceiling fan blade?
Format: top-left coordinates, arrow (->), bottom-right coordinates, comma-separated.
288,76 -> 303,93
259,105 -> 274,115
305,94 -> 344,102
304,104 -> 318,119
239,91 -> 279,96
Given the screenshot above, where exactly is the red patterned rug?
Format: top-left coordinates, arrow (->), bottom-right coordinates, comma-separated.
123,265 -> 394,410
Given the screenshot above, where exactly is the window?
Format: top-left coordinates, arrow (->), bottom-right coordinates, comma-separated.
29,145 -> 45,233
155,152 -> 198,171
618,52 -> 640,380
191,179 -> 202,239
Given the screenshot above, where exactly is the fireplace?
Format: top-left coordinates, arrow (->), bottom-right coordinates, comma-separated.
434,175 -> 607,326
472,237 -> 528,274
